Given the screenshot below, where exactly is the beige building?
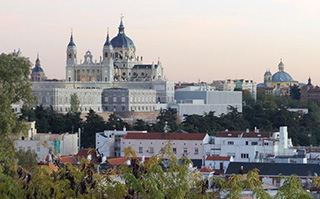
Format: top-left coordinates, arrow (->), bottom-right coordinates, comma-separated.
121,132 -> 209,168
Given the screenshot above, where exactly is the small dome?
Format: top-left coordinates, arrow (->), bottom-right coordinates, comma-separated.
264,71 -> 272,76
278,61 -> 284,67
32,66 -> 44,73
272,71 -> 293,82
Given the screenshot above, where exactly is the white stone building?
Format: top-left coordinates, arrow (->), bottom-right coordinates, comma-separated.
102,88 -> 156,112
121,132 -> 210,168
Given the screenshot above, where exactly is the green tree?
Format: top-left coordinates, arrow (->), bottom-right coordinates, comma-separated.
0,52 -> 34,168
15,149 -> 37,169
290,85 -> 301,100
70,93 -> 80,114
82,109 -> 106,148
275,175 -> 313,199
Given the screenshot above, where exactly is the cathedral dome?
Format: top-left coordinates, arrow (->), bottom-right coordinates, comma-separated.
32,66 -> 44,73
111,19 -> 135,48
272,71 -> 293,82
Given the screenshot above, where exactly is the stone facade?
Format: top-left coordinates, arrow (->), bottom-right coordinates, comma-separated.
102,88 -> 156,112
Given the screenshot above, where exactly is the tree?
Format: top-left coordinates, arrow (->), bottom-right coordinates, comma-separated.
290,85 -> 301,100
0,52 -> 34,168
275,175 -> 313,199
82,109 -> 106,148
15,149 -> 37,169
70,93 -> 80,114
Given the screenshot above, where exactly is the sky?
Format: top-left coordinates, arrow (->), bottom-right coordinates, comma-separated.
1,0 -> 320,85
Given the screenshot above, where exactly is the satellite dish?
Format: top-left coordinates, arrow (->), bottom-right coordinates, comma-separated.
125,160 -> 131,166
102,156 -> 107,163
87,154 -> 92,161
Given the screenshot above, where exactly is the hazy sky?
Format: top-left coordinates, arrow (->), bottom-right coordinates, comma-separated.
1,0 -> 320,84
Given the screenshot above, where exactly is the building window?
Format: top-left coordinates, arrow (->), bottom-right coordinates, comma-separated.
241,153 -> 249,159
245,141 -> 248,145
37,147 -> 40,153
227,153 -> 235,158
113,97 -> 117,102
121,97 -> 125,103
173,148 -> 177,154
227,141 -> 234,145
149,147 -> 154,153
105,97 -> 109,102
183,148 -> 188,154
139,147 -> 143,153
194,148 -> 199,155
251,142 -> 258,145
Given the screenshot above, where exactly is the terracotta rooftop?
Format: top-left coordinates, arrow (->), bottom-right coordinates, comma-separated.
206,156 -> 231,161
107,157 -> 128,166
199,167 -> 214,172
215,131 -> 273,138
123,132 -> 207,140
60,155 -> 78,164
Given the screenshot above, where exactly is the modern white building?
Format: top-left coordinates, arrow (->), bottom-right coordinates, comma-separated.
121,132 -> 210,168
171,86 -> 242,119
204,127 -> 296,163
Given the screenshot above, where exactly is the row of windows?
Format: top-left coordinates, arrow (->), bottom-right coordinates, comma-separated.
138,147 -> 199,155
104,96 -> 155,103
104,106 -> 155,111
228,141 -> 261,146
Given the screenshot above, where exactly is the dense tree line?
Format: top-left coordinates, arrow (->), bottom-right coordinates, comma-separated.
21,92 -> 320,147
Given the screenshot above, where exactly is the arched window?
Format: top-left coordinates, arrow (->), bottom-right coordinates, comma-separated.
105,52 -> 108,58
68,52 -> 72,58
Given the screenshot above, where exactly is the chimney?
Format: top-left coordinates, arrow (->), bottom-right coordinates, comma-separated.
279,126 -> 288,150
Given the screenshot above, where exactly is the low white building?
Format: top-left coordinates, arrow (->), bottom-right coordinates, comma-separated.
14,129 -> 78,162
172,86 -> 242,119
121,132 -> 210,168
96,129 -> 146,157
204,127 -> 296,162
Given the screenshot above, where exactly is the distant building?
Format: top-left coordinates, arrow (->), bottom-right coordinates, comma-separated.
301,77 -> 320,103
121,132 -> 210,168
102,88 -> 156,112
171,86 -> 242,119
31,54 -> 47,82
257,60 -> 300,96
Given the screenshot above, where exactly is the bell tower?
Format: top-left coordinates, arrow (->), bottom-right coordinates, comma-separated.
66,31 -> 77,81
102,31 -> 114,82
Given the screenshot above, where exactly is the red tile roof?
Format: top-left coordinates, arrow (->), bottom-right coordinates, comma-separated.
123,132 -> 207,140
60,155 -> 78,164
206,156 -> 231,161
199,167 -> 214,172
215,131 -> 273,138
107,157 -> 128,166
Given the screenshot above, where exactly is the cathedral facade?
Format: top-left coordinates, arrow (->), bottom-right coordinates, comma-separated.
65,19 -> 163,83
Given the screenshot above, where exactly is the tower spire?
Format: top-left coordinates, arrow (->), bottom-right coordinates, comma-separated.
104,28 -> 111,46
68,29 -> 76,47
118,14 -> 125,34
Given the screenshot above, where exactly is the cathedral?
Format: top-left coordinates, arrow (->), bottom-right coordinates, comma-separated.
65,18 -> 163,83
30,18 -> 174,113
257,60 -> 300,96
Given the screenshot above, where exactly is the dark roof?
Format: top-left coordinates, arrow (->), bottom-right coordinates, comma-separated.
226,162 -> 320,177
123,132 -> 207,140
133,64 -> 158,69
215,131 -> 273,138
32,66 -> 44,73
206,156 -> 231,161
111,20 -> 135,48
68,34 -> 76,47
